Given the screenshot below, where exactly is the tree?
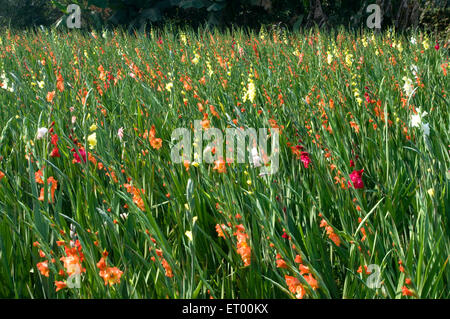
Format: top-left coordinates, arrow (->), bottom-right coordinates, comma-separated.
305,0 -> 328,28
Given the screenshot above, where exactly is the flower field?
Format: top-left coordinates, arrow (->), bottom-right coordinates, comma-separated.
0,27 -> 448,299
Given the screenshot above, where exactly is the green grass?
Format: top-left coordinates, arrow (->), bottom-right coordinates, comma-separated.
0,26 -> 448,299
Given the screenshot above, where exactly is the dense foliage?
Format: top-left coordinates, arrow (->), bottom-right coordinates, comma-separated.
0,0 -> 449,33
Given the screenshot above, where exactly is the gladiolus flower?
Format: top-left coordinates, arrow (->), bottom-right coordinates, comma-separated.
60,243 -> 85,277
50,146 -> 60,158
299,264 -> 310,274
36,127 -> 48,139
303,273 -> 319,290
117,127 -> 124,140
150,137 -> 162,150
87,133 -> 97,149
276,254 -> 288,269
99,266 -> 124,286
46,91 -> 55,103
38,176 -> 58,203
402,286 -> 414,296
97,254 -> 123,286
235,230 -> 251,267
55,281 -> 67,292
37,261 -> 50,277
213,158 -> 226,173
285,275 -> 305,299
71,148 -> 87,163
300,151 -> 311,168
215,224 -> 228,238
328,231 -> 341,246
161,258 -> 174,278
349,169 -> 364,189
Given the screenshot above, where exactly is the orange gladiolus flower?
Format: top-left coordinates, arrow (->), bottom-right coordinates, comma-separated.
235,230 -> 251,267
215,224 -> 228,238
46,91 -> 56,103
213,158 -> 226,173
96,257 -> 107,270
149,125 -> 163,150
55,281 -> 67,292
99,266 -> 124,286
38,176 -> 58,203
161,258 -> 174,278
349,121 -> 360,133
402,286 -> 414,297
183,160 -> 190,171
201,118 -> 210,130
276,254 -> 288,269
328,231 -> 341,247
150,137 -> 163,150
35,169 -> 44,184
97,253 -> 123,286
37,261 -> 50,277
284,275 -> 305,299
60,244 -> 85,277
294,255 -> 303,264
56,74 -> 64,92
303,273 -> 319,290
124,183 -> 145,211
299,264 -> 310,275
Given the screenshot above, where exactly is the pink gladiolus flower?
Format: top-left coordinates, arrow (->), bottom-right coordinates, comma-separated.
300,151 -> 311,168
71,147 -> 86,163
349,169 -> 364,189
118,127 -> 124,141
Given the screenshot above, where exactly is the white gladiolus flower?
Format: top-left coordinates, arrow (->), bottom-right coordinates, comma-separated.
402,76 -> 414,97
411,108 -> 428,128
36,127 -> 48,139
1,72 -> 14,92
251,147 -> 262,167
411,108 -> 430,136
410,114 -> 421,127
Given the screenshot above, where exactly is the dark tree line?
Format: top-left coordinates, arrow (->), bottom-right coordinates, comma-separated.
0,0 -> 448,34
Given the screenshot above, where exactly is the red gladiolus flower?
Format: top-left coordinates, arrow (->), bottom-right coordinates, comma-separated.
349,169 -> 364,189
350,159 -> 355,167
50,146 -> 60,158
435,43 -> 440,50
51,134 -> 58,146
